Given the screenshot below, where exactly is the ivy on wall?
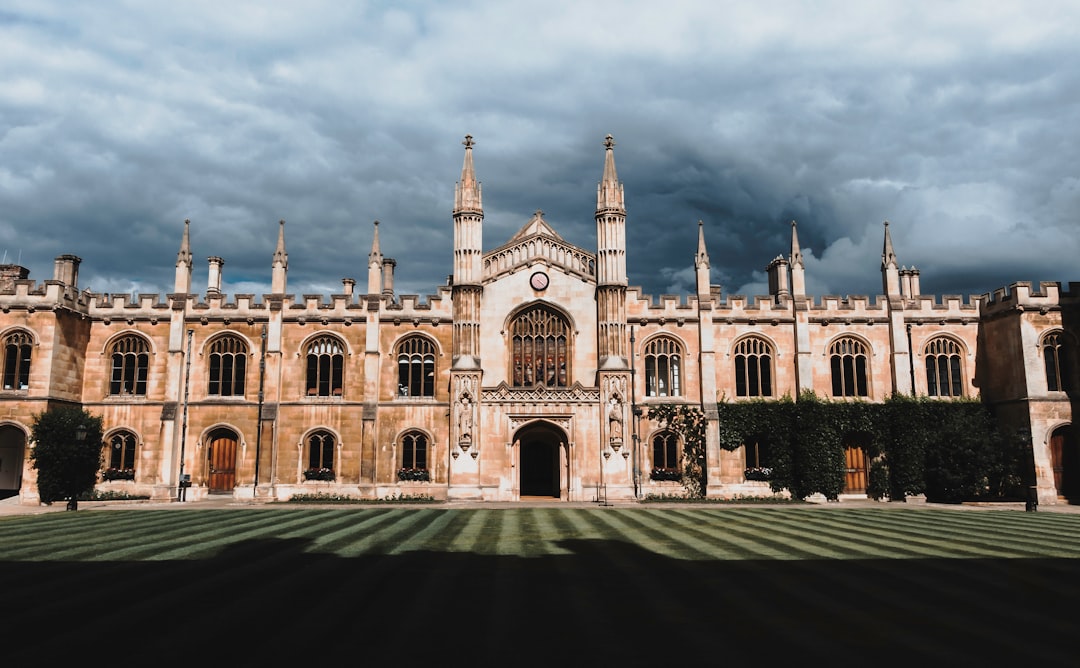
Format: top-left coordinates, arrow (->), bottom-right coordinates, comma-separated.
647,404 -> 707,498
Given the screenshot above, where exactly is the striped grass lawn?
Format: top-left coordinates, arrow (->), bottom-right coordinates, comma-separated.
2,506 -> 1078,663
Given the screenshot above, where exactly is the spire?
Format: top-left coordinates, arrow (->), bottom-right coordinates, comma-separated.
789,220 -> 805,297
695,220 -> 711,298
454,134 -> 482,213
789,220 -> 804,268
881,220 -> 897,269
367,220 -> 383,295
881,220 -> 900,296
271,219 -> 288,294
173,219 -> 192,294
596,134 -> 625,212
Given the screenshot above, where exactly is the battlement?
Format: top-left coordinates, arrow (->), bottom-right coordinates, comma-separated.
981,281 -> 1080,315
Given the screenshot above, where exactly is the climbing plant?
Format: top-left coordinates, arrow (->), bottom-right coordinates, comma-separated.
647,404 -> 708,498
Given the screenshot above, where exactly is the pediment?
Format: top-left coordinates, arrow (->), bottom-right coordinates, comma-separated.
483,210 -> 596,283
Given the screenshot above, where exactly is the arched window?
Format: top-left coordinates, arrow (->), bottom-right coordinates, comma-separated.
110,335 -> 150,396
1044,331 -> 1070,392
734,337 -> 773,397
925,337 -> 963,397
397,336 -> 436,397
644,337 -> 682,397
744,435 -> 772,480
2,330 -> 32,390
208,335 -> 248,396
650,430 -> 681,479
829,337 -> 869,397
400,430 -> 429,471
305,335 -> 344,397
306,430 -> 336,476
103,430 -> 137,479
510,305 -> 570,387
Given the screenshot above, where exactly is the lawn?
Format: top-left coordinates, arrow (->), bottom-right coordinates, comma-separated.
1,506 -> 1078,664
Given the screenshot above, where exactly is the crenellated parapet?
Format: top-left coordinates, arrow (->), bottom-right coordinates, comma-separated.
981,281 -> 1080,320
483,235 -> 596,282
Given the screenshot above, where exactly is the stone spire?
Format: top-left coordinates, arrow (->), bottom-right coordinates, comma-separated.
881,220 -> 900,296
789,220 -> 805,297
452,135 -> 484,368
695,220 -> 711,298
271,219 -> 288,294
595,134 -> 628,368
174,219 -> 193,294
454,134 -> 482,214
367,220 -> 383,295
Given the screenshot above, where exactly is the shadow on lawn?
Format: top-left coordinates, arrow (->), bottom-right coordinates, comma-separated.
2,538 -> 1077,664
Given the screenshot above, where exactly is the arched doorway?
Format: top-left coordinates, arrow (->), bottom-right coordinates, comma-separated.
0,424 -> 27,500
1049,424 -> 1078,499
842,433 -> 872,495
206,428 -> 239,493
516,422 -> 565,499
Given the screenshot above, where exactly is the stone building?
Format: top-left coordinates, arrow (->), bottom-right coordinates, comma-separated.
0,136 -> 1076,504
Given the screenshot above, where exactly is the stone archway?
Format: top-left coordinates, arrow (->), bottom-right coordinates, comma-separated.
515,422 -> 567,499
0,424 -> 27,500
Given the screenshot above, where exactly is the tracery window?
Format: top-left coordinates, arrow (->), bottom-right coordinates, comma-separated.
510,305 -> 569,387
307,430 -> 336,472
1044,331 -> 1070,392
397,336 -> 436,397
400,430 -> 429,471
106,430 -> 137,473
925,337 -> 963,397
110,335 -> 150,396
208,335 -> 247,396
734,336 -> 773,397
829,337 -> 869,398
644,337 -> 682,397
651,430 -> 681,475
305,335 -> 344,397
2,330 -> 32,390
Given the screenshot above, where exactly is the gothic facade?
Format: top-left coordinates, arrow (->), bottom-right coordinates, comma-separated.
0,136 -> 1077,504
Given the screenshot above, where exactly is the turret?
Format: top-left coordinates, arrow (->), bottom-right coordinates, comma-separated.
452,135 -> 484,368
595,134 -> 629,368
207,256 -> 223,295
53,254 -> 81,289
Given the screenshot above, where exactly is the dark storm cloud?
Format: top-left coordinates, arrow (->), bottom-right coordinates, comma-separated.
1,1 -> 1077,303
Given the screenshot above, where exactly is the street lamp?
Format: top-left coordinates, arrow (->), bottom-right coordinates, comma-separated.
67,423 -> 87,511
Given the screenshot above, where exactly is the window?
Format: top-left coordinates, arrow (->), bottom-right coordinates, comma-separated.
510,305 -> 570,387
734,337 -> 773,397
208,335 -> 247,396
1044,331 -> 1070,392
2,330 -> 32,390
307,430 -> 336,472
401,430 -> 428,470
829,337 -> 869,397
644,336 -> 682,397
397,336 -> 436,397
305,335 -> 344,397
105,430 -> 137,475
650,430 -> 680,479
110,335 -> 150,396
925,337 -> 963,397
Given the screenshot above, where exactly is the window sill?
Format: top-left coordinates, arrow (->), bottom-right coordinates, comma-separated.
302,395 -> 344,403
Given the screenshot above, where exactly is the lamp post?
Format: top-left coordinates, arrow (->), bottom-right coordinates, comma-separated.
67,423 -> 87,511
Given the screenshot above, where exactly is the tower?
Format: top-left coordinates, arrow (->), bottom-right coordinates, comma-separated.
595,134 -> 628,369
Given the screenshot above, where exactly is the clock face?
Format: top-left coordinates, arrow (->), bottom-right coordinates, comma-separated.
530,271 -> 549,291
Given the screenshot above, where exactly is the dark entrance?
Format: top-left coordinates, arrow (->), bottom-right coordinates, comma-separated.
517,423 -> 563,498
1050,425 -> 1078,499
0,424 -> 26,500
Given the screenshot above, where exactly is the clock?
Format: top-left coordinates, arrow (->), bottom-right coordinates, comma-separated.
529,271 -> 550,291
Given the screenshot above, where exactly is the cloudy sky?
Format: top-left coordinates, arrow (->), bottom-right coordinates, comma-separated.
2,1 -> 1078,303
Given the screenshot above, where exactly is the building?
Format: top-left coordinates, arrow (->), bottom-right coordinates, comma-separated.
0,135 -> 1076,504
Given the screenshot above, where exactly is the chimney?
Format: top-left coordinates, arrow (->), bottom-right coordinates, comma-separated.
207,256 -> 224,295
342,278 -> 356,299
53,254 -> 81,288
382,258 -> 396,296
766,255 -> 790,299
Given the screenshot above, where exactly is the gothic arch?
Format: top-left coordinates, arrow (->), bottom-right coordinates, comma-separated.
199,330 -> 258,357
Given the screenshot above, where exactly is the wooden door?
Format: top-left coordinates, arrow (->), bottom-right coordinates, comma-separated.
1051,431 -> 1065,494
1050,428 -> 1076,497
207,433 -> 238,492
844,445 -> 867,494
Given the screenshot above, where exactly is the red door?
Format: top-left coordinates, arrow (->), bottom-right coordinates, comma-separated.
1050,427 -> 1077,498
207,432 -> 238,492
